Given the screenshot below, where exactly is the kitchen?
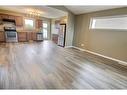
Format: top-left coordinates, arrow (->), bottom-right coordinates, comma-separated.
0,6 -> 68,47
0,8 -> 50,43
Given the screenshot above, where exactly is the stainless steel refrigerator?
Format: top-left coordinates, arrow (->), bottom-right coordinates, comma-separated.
58,24 -> 66,47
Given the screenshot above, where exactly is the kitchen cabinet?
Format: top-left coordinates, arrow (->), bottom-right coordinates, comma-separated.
0,14 -> 23,27
36,19 -> 43,29
27,32 -> 37,41
0,14 -> 12,20
0,32 -> 5,42
31,32 -> 37,41
0,31 -> 41,43
8,15 -> 15,20
17,32 -> 27,42
15,16 -> 23,26
0,14 -> 3,20
0,14 -> 9,20
27,32 -> 32,41
52,34 -> 58,44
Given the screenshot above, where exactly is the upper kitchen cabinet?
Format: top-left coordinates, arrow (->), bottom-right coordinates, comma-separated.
36,19 -> 43,29
0,14 -> 14,20
0,14 -> 23,27
0,14 -> 9,20
15,16 -> 23,26
8,15 -> 15,20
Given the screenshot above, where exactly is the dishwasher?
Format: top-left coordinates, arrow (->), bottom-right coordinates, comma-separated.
36,32 -> 43,41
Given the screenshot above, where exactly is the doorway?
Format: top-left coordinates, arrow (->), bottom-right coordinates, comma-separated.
42,22 -> 48,40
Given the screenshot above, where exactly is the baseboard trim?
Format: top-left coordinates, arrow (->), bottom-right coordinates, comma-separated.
64,46 -> 74,48
66,46 -> 127,66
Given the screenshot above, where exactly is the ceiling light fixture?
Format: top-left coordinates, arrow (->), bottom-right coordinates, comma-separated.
26,9 -> 43,18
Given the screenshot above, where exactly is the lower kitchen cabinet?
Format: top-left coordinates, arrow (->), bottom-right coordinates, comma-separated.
27,32 -> 37,41
31,32 -> 37,41
17,32 -> 27,42
0,32 -> 5,42
3,32 -> 41,42
27,32 -> 32,41
52,34 -> 58,44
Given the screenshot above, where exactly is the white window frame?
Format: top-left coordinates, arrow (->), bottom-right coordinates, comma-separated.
24,18 -> 35,30
89,15 -> 127,30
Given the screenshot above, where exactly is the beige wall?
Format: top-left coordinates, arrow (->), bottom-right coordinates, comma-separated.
73,7 -> 127,62
65,12 -> 75,46
51,6 -> 75,46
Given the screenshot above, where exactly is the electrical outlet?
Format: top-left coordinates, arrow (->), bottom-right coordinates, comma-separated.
81,44 -> 84,47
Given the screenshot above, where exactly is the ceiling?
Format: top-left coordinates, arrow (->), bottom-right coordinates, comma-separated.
65,6 -> 125,14
0,6 -> 125,18
0,6 -> 68,18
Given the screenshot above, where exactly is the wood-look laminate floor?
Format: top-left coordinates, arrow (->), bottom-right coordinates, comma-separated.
0,41 -> 127,89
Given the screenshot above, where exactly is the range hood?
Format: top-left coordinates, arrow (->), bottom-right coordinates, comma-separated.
2,19 -> 16,25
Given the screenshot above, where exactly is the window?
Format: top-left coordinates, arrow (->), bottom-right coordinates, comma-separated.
90,16 -> 127,30
43,23 -> 48,28
43,22 -> 48,39
24,19 -> 35,30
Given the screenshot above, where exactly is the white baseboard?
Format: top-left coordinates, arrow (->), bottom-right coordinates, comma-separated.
64,46 -> 74,48
72,46 -> 86,51
66,46 -> 127,66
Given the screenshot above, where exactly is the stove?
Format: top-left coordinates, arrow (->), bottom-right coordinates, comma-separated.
2,19 -> 18,43
4,27 -> 18,43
